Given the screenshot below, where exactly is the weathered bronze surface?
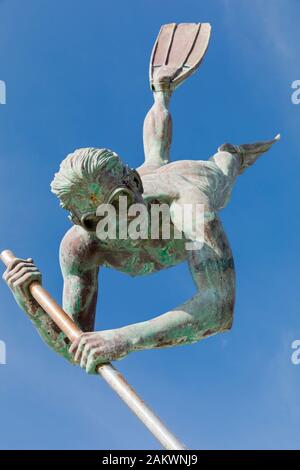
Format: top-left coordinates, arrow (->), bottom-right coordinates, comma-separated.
2,23 -> 279,376
0,249 -> 186,449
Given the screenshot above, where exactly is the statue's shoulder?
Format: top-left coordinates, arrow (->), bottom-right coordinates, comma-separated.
60,226 -> 102,272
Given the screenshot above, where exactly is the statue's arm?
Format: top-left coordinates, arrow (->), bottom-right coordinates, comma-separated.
60,228 -> 99,333
2,257 -> 73,361
70,217 -> 236,373
2,227 -> 100,363
120,217 -> 235,351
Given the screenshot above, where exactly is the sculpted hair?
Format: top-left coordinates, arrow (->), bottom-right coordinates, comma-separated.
50,148 -> 124,209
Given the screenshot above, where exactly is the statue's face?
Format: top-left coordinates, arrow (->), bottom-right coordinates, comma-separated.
67,172 -> 144,233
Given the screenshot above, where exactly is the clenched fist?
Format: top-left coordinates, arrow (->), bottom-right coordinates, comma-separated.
69,329 -> 131,374
2,257 -> 42,315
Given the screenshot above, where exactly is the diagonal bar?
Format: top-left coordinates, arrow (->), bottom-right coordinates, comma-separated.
0,249 -> 186,450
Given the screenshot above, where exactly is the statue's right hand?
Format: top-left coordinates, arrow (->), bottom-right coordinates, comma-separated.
2,258 -> 42,314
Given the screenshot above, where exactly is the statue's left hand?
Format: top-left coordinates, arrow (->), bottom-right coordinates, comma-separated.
69,329 -> 131,374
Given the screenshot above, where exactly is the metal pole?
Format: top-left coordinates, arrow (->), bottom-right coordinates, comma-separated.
0,249 -> 186,450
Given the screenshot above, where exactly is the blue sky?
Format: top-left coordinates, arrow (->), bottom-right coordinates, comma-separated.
0,0 -> 299,450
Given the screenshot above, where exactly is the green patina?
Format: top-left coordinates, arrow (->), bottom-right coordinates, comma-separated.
2,23 -> 278,374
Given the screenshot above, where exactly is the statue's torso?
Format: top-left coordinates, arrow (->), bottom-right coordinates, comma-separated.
65,159 -> 227,277
102,161 -> 216,276
102,236 -> 187,276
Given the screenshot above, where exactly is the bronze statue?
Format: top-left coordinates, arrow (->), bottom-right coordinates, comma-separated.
2,23 -> 279,375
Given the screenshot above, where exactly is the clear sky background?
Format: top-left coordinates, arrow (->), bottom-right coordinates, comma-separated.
0,0 -> 299,450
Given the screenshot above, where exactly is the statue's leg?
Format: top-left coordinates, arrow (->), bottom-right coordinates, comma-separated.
210,150 -> 241,179
142,89 -> 172,170
217,134 -> 280,174
140,22 -> 211,172
209,135 -> 279,209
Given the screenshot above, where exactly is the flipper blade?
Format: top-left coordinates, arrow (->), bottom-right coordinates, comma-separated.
150,22 -> 211,90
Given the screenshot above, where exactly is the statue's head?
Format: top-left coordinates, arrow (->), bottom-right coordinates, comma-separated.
51,148 -> 144,232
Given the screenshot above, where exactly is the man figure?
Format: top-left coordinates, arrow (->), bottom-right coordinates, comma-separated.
2,23 -> 279,373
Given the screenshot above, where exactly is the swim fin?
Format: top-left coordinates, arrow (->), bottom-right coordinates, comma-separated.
218,134 -> 281,173
149,22 -> 211,92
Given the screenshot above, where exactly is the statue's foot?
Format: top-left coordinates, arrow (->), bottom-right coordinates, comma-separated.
218,134 -> 280,173
151,65 -> 178,92
150,23 -> 211,92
